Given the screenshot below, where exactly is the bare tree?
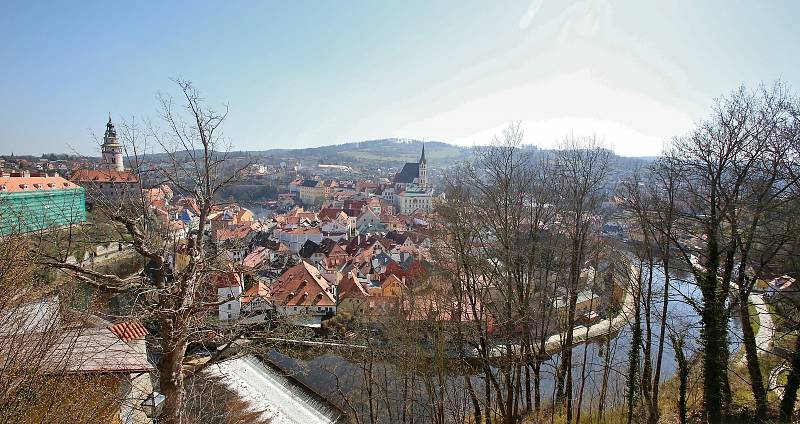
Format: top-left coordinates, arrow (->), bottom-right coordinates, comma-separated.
36,79 -> 250,424
662,82 -> 800,422
552,135 -> 610,424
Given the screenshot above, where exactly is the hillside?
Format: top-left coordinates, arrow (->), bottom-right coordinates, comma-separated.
246,139 -> 472,167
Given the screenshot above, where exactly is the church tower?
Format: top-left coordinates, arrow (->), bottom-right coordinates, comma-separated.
418,143 -> 427,188
101,115 -> 124,172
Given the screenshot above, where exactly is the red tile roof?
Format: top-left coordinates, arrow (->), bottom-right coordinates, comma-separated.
338,271 -> 369,301
271,261 -> 336,307
0,174 -> 78,193
214,224 -> 253,242
242,281 -> 270,304
70,169 -> 139,183
108,321 -> 149,342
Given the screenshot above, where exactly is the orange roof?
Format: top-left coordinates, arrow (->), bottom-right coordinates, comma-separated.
283,227 -> 321,235
108,321 -> 149,342
338,271 -> 369,300
243,246 -> 269,269
212,269 -> 241,288
214,224 -> 253,242
381,273 -> 404,287
70,169 -> 139,183
0,174 -> 79,193
242,281 -> 270,304
318,207 -> 344,220
271,261 -> 336,307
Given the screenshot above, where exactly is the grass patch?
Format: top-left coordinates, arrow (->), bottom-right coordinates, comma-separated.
748,300 -> 760,336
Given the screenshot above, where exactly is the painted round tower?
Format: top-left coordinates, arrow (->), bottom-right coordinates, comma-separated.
101,115 -> 124,172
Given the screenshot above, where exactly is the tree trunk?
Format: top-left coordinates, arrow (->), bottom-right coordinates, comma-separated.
465,374 -> 482,424
701,287 -> 726,424
738,292 -> 768,421
598,334 -> 612,421
780,335 -> 800,422
157,323 -> 189,424
650,254 -> 670,424
626,278 -> 642,424
670,333 -> 688,424
533,358 -> 542,414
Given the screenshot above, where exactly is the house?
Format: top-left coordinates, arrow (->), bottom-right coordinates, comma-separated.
396,185 -> 434,215
336,271 -> 370,315
142,184 -> 173,203
216,270 -> 243,322
240,281 -> 273,323
553,289 -> 600,317
764,275 -> 799,303
320,208 -> 351,234
288,178 -> 303,194
213,224 -> 255,263
208,205 -> 255,230
299,179 -> 324,206
274,226 -> 323,253
299,239 -> 322,261
0,171 -> 86,235
356,207 -> 381,232
0,296 -> 154,423
69,168 -> 139,204
270,261 -> 337,327
380,273 -> 406,297
324,243 -> 349,270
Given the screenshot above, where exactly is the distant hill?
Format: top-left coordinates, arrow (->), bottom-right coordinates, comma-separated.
247,139 -> 472,167
136,138 -> 651,172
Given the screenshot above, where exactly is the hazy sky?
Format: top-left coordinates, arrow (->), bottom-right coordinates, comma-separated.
2,1 -> 799,157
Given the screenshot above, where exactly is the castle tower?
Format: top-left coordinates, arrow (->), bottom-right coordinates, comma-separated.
101,115 -> 124,172
418,143 -> 427,188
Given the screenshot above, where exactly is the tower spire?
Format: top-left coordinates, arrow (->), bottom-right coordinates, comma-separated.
419,142 -> 426,164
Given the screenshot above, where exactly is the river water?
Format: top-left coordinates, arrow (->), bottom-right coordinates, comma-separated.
244,266 -> 745,422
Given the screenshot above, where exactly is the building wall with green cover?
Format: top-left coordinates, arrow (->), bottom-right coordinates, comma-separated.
0,187 -> 87,235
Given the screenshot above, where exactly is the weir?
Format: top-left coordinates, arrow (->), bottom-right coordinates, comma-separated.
208,354 -> 346,423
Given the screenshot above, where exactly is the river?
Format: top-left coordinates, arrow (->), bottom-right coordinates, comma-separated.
254,266 -> 749,422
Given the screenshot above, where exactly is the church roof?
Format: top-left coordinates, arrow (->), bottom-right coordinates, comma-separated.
393,162 -> 419,184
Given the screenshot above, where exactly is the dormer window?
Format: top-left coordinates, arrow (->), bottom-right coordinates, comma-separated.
0,185 -> 6,191
48,183 -> 56,188
33,183 -> 42,189
19,184 -> 28,189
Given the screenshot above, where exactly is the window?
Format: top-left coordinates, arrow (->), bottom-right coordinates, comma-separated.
227,304 -> 232,310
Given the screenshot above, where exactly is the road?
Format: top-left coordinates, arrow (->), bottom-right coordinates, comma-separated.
737,293 -> 774,367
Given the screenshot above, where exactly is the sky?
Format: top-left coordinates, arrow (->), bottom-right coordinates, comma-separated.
1,1 -> 799,157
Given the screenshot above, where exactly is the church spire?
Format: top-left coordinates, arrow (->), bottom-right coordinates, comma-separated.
419,143 -> 427,165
